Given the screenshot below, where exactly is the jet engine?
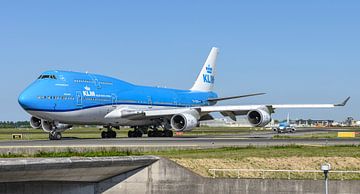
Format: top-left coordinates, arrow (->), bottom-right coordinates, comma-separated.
247,109 -> 271,127
41,120 -> 72,132
30,116 -> 42,129
170,110 -> 200,132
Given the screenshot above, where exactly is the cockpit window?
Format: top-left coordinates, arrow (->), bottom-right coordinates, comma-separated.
38,75 -> 57,79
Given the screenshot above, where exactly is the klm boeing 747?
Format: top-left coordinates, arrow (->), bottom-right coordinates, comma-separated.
18,47 -> 350,140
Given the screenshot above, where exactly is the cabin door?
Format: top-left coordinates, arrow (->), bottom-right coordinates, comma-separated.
147,96 -> 152,109
76,91 -> 83,107
111,93 -> 117,106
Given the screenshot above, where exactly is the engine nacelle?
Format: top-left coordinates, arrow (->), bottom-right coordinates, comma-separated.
41,120 -> 72,132
247,109 -> 272,127
30,117 -> 42,129
56,123 -> 73,131
170,110 -> 200,132
41,120 -> 53,132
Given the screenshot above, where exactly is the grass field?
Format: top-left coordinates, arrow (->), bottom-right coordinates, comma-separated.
274,133 -> 339,139
168,145 -> 360,179
274,130 -> 360,139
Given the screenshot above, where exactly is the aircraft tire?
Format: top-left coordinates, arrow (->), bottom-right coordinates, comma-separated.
155,131 -> 163,137
49,132 -> 61,140
164,130 -> 173,137
135,130 -> 143,138
55,133 -> 62,140
128,131 -> 134,138
101,131 -> 107,138
110,130 -> 117,138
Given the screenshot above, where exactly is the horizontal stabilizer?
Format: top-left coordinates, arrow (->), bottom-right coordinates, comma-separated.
335,96 -> 350,106
208,93 -> 266,102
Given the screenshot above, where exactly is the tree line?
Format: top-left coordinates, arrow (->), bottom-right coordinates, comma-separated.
0,121 -> 31,128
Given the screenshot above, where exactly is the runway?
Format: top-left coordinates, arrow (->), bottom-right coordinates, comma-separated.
0,137 -> 358,149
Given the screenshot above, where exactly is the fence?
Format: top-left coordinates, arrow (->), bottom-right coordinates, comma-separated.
208,169 -> 360,180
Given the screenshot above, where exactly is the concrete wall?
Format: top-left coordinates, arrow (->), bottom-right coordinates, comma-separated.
102,158 -> 360,194
0,182 -> 95,194
1,157 -> 359,194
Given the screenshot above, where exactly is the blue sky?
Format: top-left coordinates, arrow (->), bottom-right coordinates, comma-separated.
0,1 -> 358,121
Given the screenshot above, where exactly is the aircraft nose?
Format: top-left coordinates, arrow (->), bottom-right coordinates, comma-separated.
18,89 -> 33,110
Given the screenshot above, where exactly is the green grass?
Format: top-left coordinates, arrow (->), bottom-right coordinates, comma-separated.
273,133 -> 338,139
0,127 -> 131,140
154,145 -> 360,159
273,131 -> 360,139
1,145 -> 360,158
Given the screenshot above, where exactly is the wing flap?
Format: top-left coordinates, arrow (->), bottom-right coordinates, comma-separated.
208,93 -> 265,102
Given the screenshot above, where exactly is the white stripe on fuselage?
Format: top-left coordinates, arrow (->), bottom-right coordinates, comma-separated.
27,105 -> 177,126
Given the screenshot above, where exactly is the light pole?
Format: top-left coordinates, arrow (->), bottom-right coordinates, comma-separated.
321,163 -> 331,194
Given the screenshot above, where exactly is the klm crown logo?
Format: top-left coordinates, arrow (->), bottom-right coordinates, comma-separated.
206,64 -> 213,74
84,86 -> 91,91
203,64 -> 215,84
83,85 -> 95,97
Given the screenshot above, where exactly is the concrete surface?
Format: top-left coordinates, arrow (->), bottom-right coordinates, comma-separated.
0,156 -> 158,182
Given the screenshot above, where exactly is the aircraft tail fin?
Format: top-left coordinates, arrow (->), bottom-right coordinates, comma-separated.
190,47 -> 219,92
287,113 -> 290,124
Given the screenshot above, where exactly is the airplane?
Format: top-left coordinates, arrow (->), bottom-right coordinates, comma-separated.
272,113 -> 296,133
18,47 -> 350,140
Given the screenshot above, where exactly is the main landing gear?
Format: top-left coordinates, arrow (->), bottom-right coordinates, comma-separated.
128,126 -> 146,138
148,129 -> 173,137
49,132 -> 62,140
101,126 -> 117,138
127,126 -> 174,138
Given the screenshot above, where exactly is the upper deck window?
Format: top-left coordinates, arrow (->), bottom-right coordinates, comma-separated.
38,75 -> 57,79
74,79 -> 93,83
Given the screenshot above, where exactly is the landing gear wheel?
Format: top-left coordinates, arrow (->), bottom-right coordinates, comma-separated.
135,130 -> 143,137
164,130 -> 173,137
128,131 -> 134,138
101,128 -> 117,139
128,130 -> 143,138
49,132 -> 61,140
101,131 -> 107,138
109,130 -> 117,138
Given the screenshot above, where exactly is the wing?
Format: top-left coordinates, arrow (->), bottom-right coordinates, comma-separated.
105,97 -> 350,121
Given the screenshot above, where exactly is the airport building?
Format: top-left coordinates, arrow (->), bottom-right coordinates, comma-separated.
294,119 -> 335,127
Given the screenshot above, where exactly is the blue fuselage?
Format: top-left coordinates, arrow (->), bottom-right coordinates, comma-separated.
278,122 -> 290,129
18,70 -> 218,114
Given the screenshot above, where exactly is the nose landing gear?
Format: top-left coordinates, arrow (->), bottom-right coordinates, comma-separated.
49,132 -> 62,140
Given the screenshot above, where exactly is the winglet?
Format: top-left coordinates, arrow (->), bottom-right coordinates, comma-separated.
335,97 -> 350,106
